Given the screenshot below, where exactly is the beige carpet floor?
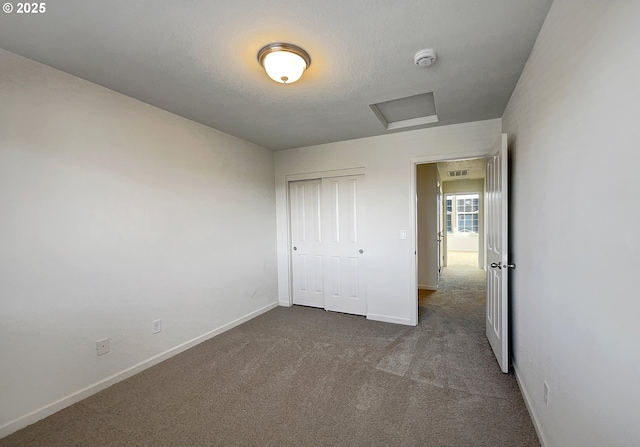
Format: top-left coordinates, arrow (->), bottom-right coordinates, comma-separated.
1,253 -> 539,447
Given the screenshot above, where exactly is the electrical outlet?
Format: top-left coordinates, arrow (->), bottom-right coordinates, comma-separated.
152,319 -> 162,334
96,338 -> 110,356
544,381 -> 550,407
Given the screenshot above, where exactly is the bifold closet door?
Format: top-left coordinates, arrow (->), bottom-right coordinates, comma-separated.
321,176 -> 366,316
289,179 -> 325,308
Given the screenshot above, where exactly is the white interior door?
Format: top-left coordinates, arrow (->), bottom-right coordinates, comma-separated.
322,176 -> 367,316
289,180 -> 325,308
289,176 -> 366,316
486,133 -> 510,373
436,188 -> 443,279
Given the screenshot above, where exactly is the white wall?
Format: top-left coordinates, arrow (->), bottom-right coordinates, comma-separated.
275,119 -> 501,326
446,233 -> 478,252
502,1 -> 640,446
0,49 -> 277,435
417,164 -> 438,289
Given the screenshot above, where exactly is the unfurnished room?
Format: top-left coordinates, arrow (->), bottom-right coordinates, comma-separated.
1,1 -> 639,446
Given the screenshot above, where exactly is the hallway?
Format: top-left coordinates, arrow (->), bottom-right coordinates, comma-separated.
419,250 -> 484,312
416,251 -> 498,390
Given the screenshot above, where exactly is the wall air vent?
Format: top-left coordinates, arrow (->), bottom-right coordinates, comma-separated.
448,170 -> 469,177
370,92 -> 438,131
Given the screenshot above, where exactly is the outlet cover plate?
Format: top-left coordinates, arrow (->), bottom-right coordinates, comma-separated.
152,319 -> 162,334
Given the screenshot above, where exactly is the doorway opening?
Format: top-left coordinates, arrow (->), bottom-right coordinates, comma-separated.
416,158 -> 486,323
412,134 -> 509,371
445,193 -> 481,268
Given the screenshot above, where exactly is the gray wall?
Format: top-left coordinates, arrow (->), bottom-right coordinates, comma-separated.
502,1 -> 640,445
0,49 -> 278,434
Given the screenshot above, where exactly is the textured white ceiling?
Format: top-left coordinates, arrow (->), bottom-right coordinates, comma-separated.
0,0 -> 552,150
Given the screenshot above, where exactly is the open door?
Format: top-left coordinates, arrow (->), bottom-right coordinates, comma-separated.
436,186 -> 443,279
486,134 -> 512,373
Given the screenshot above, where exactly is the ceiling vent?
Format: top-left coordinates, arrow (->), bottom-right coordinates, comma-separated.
448,170 -> 469,177
370,92 -> 438,130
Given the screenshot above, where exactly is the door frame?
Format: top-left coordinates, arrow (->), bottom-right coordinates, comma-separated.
410,154 -> 491,325
284,167 -> 365,307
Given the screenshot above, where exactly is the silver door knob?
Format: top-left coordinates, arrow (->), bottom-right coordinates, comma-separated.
293,246 -> 297,251
359,249 -> 364,254
490,262 -> 516,269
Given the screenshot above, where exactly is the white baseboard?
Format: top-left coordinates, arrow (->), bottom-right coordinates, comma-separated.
0,301 -> 279,440
367,313 -> 412,326
278,300 -> 292,307
513,362 -> 548,447
418,284 -> 438,291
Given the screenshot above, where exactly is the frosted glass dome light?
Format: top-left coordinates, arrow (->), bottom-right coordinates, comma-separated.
258,43 -> 311,84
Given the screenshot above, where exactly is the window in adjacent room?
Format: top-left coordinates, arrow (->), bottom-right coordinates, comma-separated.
445,193 -> 479,234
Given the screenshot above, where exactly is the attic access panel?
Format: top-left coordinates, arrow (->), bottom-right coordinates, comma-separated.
370,92 -> 438,130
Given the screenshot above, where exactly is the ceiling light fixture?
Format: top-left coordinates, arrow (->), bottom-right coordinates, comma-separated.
257,43 -> 311,84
